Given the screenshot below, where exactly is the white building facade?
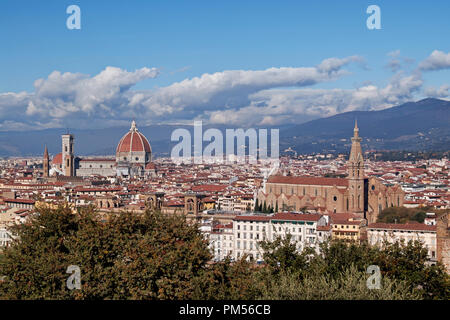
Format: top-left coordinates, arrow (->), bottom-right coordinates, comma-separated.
0,227 -> 12,249
233,213 -> 330,262
367,223 -> 437,262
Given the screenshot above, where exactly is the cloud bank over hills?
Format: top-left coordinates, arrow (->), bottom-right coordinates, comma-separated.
0,50 -> 449,131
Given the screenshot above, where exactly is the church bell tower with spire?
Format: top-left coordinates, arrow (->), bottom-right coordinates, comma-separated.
43,145 -> 49,178
348,120 -> 365,216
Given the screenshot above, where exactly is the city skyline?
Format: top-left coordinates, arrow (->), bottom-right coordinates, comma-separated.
0,1 -> 449,304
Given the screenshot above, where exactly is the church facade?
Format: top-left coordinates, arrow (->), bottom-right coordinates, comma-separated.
256,122 -> 405,223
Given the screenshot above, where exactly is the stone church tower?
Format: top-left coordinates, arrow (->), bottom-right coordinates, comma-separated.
62,134 -> 75,177
347,120 -> 365,216
43,145 -> 49,178
257,121 -> 405,221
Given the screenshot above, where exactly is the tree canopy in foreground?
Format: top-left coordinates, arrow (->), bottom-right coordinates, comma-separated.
0,206 -> 448,300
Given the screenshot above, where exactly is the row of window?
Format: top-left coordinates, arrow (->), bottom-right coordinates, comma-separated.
237,224 -> 266,231
236,240 -> 259,250
79,164 -> 114,168
334,225 -> 357,229
274,227 -> 315,234
236,232 -> 266,240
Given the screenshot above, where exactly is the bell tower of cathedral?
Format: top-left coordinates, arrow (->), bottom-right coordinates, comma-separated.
62,134 -> 75,177
348,120 -> 365,215
43,145 -> 49,178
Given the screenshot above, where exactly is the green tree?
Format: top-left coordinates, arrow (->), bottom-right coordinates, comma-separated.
0,205 -> 211,300
258,265 -> 421,300
192,257 -> 259,300
411,211 -> 426,223
254,198 -> 259,212
258,234 -> 314,275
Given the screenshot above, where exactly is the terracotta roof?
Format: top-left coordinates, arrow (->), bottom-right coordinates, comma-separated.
116,123 -> 151,154
272,212 -> 322,222
234,215 -> 271,222
317,225 -> 332,231
52,153 -> 62,165
4,198 -> 35,204
267,175 -> 348,187
145,162 -> 156,170
368,223 -> 436,232
191,185 -> 227,193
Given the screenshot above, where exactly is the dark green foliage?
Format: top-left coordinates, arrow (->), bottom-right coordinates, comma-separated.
257,237 -> 449,300
192,257 -> 259,300
0,206 -> 448,300
0,206 -> 211,300
258,235 -> 313,275
411,211 -> 426,223
378,206 -> 449,224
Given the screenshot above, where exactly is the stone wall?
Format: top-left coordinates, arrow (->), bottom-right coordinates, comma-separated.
437,212 -> 450,273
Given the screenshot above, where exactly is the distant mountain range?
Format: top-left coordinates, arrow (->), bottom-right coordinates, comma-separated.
279,98 -> 450,154
0,98 -> 449,158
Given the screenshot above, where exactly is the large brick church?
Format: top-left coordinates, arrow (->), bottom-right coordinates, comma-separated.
257,121 -> 404,223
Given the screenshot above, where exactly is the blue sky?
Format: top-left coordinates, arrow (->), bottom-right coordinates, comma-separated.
0,0 -> 449,130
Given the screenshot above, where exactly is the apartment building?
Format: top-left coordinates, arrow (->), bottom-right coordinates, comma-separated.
367,223 -> 437,262
233,212 -> 329,262
209,222 -> 234,261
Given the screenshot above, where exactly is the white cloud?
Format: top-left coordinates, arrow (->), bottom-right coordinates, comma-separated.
0,66 -> 159,130
139,58 -> 358,114
27,66 -> 159,117
0,52 -> 447,131
206,72 -> 424,126
424,84 -> 450,98
419,50 -> 450,71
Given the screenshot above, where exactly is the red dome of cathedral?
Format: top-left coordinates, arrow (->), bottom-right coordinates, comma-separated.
52,153 -> 62,165
116,121 -> 152,154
